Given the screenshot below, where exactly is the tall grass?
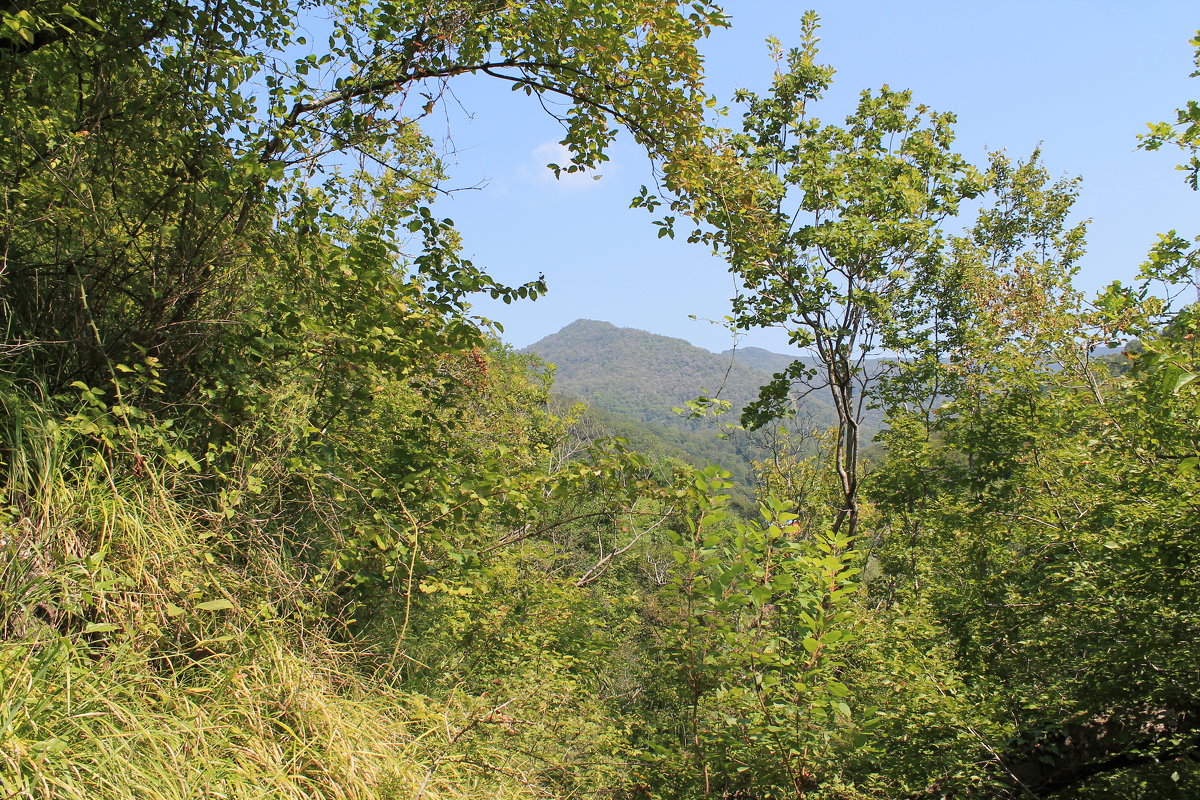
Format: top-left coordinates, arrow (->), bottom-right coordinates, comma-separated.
0,384 -> 582,799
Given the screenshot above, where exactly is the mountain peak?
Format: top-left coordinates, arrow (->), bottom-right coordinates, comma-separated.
522,319 -> 805,429
558,319 -> 618,333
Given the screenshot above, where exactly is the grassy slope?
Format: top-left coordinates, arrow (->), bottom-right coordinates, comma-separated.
0,390 -> 629,800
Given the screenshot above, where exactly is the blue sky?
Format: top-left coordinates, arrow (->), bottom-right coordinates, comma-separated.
426,1 -> 1199,354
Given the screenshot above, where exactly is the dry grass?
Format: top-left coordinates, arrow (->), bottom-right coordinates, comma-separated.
0,391 -> 568,800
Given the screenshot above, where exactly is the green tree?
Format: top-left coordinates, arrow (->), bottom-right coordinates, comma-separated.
641,467 -> 860,799
0,8 -> 740,796
0,0 -> 730,615
863,149 -> 1200,800
644,13 -> 980,538
0,0 -> 725,397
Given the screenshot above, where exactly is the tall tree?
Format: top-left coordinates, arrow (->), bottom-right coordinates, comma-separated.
645,13 -> 980,537
864,103 -> 1200,800
0,0 -> 726,398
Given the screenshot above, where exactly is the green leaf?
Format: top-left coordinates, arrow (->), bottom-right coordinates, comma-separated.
194,599 -> 235,612
1169,370 -> 1197,394
29,738 -> 69,754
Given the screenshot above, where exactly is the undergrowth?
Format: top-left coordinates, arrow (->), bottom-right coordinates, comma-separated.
0,384 -> 627,799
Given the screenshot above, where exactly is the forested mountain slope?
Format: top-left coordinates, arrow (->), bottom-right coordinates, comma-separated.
524,320 -> 886,495
524,319 -> 818,427
523,320 -> 796,499
523,319 -> 889,436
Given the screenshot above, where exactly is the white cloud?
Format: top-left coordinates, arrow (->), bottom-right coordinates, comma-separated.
519,141 -> 606,190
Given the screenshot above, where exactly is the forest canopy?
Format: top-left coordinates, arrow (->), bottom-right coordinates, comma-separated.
0,2 -> 1198,799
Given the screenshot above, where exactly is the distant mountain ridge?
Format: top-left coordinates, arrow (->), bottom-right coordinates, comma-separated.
520,319 -> 849,431
718,346 -> 800,376
522,319 -> 831,430
521,319 -> 898,502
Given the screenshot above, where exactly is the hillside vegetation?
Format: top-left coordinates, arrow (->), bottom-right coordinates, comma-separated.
525,319 -> 844,499
2,4 -> 1200,800
525,319 -> 838,430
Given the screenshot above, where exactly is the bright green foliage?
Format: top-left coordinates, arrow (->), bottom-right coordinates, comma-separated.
1142,30 -> 1200,189
626,21 -> 1200,798
643,13 -> 981,539
642,466 -> 861,798
0,350 -> 702,798
0,0 -> 728,602
0,0 -> 724,397
5,4 -> 1200,799
857,147 -> 1200,797
0,2 -> 734,798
